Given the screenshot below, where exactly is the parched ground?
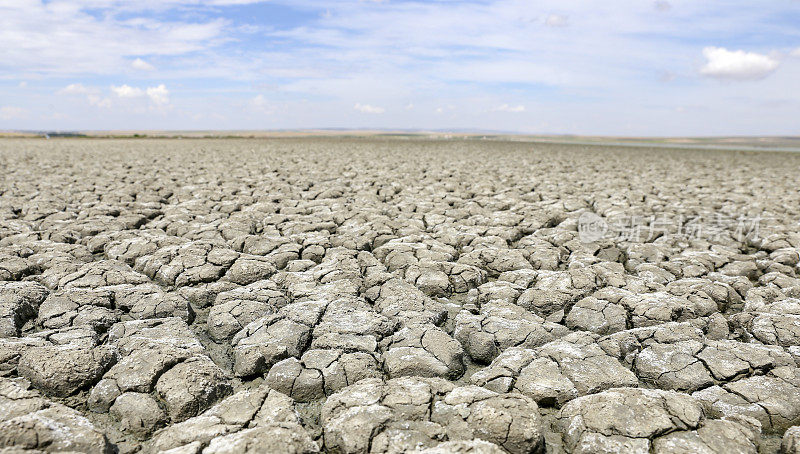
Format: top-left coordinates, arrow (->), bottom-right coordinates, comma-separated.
1,137 -> 800,454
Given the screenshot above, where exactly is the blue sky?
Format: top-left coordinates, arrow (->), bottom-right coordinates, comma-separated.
1,0 -> 799,135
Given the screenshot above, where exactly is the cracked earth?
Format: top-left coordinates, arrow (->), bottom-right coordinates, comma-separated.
1,137 -> 800,453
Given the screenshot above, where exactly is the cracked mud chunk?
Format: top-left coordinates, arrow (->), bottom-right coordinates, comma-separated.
736,312 -> 800,347
203,424 -> 319,454
633,341 -> 714,392
651,419 -> 758,454
514,264 -> 625,318
110,391 -> 168,437
265,349 -> 380,401
91,348 -> 188,407
0,251 -> 36,282
597,322 -> 705,361
311,297 -> 396,353
224,255 -> 278,286
214,279 -> 287,307
471,333 -> 638,407
373,237 -> 458,274
109,317 -> 205,357
666,277 -> 745,313
454,301 -> 568,363
556,387 -> 704,453
0,337 -> 48,377
101,229 -> 187,265
119,286 -> 196,322
783,426 -> 800,454
231,313 -> 311,377
693,366 -> 800,432
565,296 -> 627,335
457,246 -> 533,277
322,377 -> 544,454
0,377 -> 114,452
18,343 -> 116,397
36,288 -> 118,332
412,440 -> 506,453
635,338 -> 794,392
274,269 -> 360,302
382,324 -> 465,380
148,383 -> 306,451
617,291 -> 718,328
0,281 -> 48,337
373,278 -> 448,327
178,280 -> 240,309
310,247 -> 363,285
58,260 -> 149,290
206,291 -> 279,342
599,323 -> 795,392
155,355 -> 233,422
208,303 -> 271,344
134,241 -> 239,287
88,318 -> 218,422
471,280 -> 526,306
406,266 -> 453,297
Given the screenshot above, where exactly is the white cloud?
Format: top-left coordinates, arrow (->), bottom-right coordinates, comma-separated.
492,104 -> 526,113
0,106 -> 26,120
354,103 -> 384,114
111,84 -> 145,98
111,83 -> 169,105
792,48 -> 800,57
131,58 -> 155,71
59,83 -> 95,95
18,81 -> 27,88
251,94 -> 267,107
545,14 -> 568,27
146,84 -> 169,105
700,46 -> 780,80
0,1 -> 227,76
88,94 -> 112,108
249,94 -> 274,113
58,83 -> 112,107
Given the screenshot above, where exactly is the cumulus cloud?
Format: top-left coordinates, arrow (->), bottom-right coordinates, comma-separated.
354,103 -> 384,114
59,83 -> 112,108
492,104 -> 526,113
251,94 -> 267,107
111,84 -> 145,98
111,84 -> 169,105
146,84 -> 169,105
88,95 -> 112,109
545,14 -> 568,27
700,47 -> 780,80
131,58 -> 155,71
59,83 -> 95,95
249,94 -> 274,113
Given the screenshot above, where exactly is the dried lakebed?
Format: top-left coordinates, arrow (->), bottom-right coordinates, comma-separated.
1,137 -> 800,453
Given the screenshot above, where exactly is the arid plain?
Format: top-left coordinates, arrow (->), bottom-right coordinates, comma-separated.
2,137 -> 800,453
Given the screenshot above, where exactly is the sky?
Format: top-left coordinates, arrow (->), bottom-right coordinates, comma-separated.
1,0 -> 799,136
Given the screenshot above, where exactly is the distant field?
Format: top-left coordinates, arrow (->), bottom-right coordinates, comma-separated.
4,130 -> 800,152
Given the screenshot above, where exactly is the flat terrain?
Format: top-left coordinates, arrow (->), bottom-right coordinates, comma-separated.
1,138 -> 800,453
